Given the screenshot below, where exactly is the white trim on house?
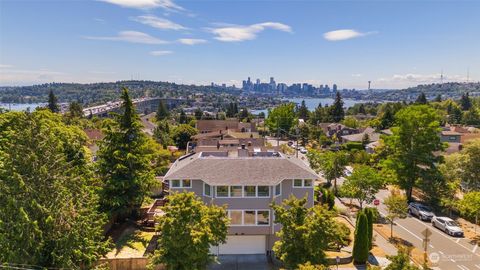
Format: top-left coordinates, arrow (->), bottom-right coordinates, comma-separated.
203,183 -> 212,197
274,183 -> 282,197
227,209 -> 271,226
292,179 -> 313,188
169,179 -> 192,189
215,185 -> 270,198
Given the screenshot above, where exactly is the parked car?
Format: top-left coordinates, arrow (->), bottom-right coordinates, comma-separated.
299,147 -> 307,154
431,217 -> 464,237
287,141 -> 294,146
408,202 -> 435,221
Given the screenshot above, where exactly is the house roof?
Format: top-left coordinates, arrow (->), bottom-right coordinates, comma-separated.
441,130 -> 462,136
164,152 -> 319,185
195,119 -> 240,132
341,127 -> 380,142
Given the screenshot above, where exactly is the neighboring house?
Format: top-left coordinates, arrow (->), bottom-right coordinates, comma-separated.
191,129 -> 260,141
319,123 -> 359,139
196,119 -> 256,134
341,127 -> 380,143
440,130 -> 462,143
195,138 -> 269,153
163,150 -> 319,255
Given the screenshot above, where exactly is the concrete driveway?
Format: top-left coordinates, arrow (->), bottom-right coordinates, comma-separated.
208,255 -> 275,270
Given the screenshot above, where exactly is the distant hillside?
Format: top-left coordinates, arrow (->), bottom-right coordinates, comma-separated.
367,82 -> 480,101
0,80 -> 238,105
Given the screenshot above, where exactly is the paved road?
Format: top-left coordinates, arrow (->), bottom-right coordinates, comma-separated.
374,189 -> 480,270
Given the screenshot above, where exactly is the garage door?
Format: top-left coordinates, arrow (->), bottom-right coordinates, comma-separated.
210,235 -> 266,255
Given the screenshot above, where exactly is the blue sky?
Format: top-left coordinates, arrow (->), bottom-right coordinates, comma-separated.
0,0 -> 479,89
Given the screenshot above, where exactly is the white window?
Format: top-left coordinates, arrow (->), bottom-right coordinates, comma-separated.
229,210 -> 243,225
183,179 -> 191,188
170,180 -> 181,188
293,179 -> 303,187
216,186 -> 229,197
244,211 -> 256,225
257,211 -> 270,225
275,183 -> 281,196
204,183 -> 211,197
170,179 -> 191,188
230,186 -> 243,197
257,186 -> 270,197
244,186 -> 256,197
227,210 -> 270,226
293,179 -> 314,188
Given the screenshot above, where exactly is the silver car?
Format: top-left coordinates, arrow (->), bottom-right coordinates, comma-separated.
408,202 -> 435,221
431,217 -> 464,237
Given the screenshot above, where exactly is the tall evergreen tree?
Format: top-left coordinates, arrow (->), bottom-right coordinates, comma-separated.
97,87 -> 156,220
352,212 -> 369,264
330,92 -> 345,122
434,94 -> 442,102
68,101 -> 83,118
298,100 -> 310,120
364,208 -> 375,250
47,90 -> 60,113
156,100 -> 169,121
194,107 -> 203,120
379,104 -> 395,130
415,92 -> 427,104
460,92 -> 472,111
179,109 -> 188,124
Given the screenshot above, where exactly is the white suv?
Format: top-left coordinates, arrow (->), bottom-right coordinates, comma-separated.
432,217 -> 464,237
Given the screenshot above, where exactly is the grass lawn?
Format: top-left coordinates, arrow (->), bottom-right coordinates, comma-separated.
106,223 -> 156,258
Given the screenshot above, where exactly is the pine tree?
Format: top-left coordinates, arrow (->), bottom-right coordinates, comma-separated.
415,92 -> 427,104
434,94 -> 442,102
352,212 -> 369,264
379,105 -> 395,130
179,109 -> 187,124
47,90 -> 60,113
298,100 -> 310,120
330,92 -> 345,122
460,92 -> 472,111
68,101 -> 83,118
97,87 -> 156,220
156,100 -> 169,121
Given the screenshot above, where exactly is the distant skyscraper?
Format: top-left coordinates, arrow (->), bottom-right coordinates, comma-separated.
269,77 -> 276,91
256,79 -> 260,85
333,84 -> 337,92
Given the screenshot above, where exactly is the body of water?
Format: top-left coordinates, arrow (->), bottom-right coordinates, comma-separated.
252,98 -> 370,116
0,103 -> 45,111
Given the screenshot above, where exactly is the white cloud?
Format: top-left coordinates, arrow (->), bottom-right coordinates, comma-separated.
209,22 -> 292,42
150,50 -> 173,56
323,29 -> 376,41
99,0 -> 184,10
131,15 -> 186,30
351,73 -> 362,77
0,68 -> 69,85
375,73 -> 471,88
0,64 -> 13,68
178,38 -> 207,45
84,31 -> 168,44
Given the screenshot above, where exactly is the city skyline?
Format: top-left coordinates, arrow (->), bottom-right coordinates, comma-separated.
1,0 -> 479,88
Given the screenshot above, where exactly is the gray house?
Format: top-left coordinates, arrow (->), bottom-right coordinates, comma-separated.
163,150 -> 318,255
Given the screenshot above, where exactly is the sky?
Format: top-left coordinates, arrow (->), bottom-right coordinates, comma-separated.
0,0 -> 479,89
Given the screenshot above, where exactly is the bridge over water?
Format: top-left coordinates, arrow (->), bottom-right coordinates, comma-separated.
83,97 -> 188,117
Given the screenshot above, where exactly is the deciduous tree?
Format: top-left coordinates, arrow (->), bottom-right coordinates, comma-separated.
381,105 -> 444,201
170,124 -> 198,150
150,192 -> 229,270
271,196 -> 350,269
0,110 -> 109,267
308,150 -> 347,192
340,166 -> 383,209
384,190 -> 408,239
